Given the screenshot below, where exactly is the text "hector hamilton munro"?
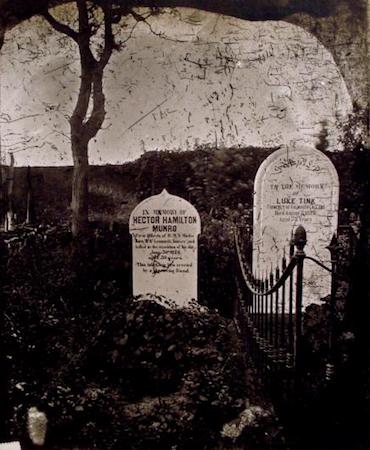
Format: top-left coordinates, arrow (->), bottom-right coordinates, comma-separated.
132,215 -> 198,225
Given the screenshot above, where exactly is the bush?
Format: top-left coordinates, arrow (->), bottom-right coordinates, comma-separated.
4,299 -> 246,449
1,228 -> 246,448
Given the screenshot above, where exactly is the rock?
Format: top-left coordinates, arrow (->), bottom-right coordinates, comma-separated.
221,404 -> 272,440
27,407 -> 48,446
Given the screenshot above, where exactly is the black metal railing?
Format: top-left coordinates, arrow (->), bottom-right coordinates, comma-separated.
234,225 -> 337,397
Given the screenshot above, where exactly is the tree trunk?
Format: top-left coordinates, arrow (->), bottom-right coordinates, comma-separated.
42,1 -> 114,237
71,137 -> 89,237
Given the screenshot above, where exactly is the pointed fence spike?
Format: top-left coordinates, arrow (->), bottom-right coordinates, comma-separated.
294,225 -> 307,251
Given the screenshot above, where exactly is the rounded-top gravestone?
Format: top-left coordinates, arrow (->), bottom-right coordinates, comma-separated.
129,189 -> 201,308
253,146 -> 339,307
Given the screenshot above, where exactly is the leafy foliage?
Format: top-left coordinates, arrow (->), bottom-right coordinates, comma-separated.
1,227 -> 246,449
1,145 -> 368,448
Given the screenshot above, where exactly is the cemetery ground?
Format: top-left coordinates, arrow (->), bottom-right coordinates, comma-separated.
0,224 -> 284,449
0,146 -> 368,449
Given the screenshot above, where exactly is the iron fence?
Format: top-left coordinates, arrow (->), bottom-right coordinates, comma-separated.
234,225 -> 337,400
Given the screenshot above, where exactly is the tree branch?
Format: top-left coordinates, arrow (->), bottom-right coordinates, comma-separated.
76,1 -> 115,141
129,8 -> 187,43
83,69 -> 106,140
42,10 -> 79,41
75,0 -> 96,66
99,1 -> 114,69
76,0 -> 90,37
70,1 -> 99,131
70,65 -> 93,130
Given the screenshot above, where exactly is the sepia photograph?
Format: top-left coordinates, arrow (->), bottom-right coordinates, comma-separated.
0,1 -> 368,449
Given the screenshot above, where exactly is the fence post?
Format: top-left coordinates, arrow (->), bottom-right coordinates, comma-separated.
288,232 -> 295,364
233,228 -> 241,330
326,233 -> 338,381
294,226 -> 307,376
26,166 -> 34,224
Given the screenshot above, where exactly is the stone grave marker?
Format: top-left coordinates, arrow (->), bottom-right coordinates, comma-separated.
0,443 -> 21,450
129,189 -> 201,307
253,146 -> 339,307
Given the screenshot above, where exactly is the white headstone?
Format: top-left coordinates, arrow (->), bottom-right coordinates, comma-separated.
129,189 -> 201,308
0,442 -> 21,450
253,146 -> 339,307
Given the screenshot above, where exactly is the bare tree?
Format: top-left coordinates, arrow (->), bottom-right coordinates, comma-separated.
38,0 -> 118,236
39,1 -> 161,237
1,2 -> 173,236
